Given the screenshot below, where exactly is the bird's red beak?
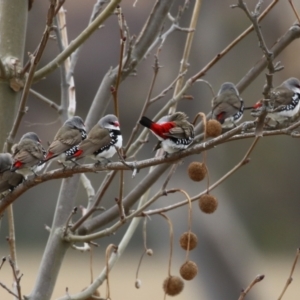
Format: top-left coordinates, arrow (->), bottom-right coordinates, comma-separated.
114,121 -> 120,127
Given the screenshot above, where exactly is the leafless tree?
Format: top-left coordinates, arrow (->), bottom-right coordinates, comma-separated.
1,0 -> 300,299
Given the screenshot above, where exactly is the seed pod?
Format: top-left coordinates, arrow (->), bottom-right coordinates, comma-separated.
199,194 -> 218,214
187,162 -> 207,182
146,249 -> 153,256
163,276 -> 184,296
179,232 -> 198,251
180,261 -> 198,280
135,279 -> 142,289
206,119 -> 222,137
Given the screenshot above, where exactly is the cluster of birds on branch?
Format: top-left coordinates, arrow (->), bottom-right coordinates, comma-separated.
0,77 -> 299,196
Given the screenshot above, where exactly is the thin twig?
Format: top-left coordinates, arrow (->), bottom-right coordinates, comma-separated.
278,248 -> 300,300
159,213 -> 174,277
161,164 -> 178,192
168,189 -> 192,261
169,0 -> 202,114
67,0 -> 109,82
238,274 -> 264,300
6,0 -> 57,151
4,117 -> 300,216
56,6 -> 76,118
191,0 -> 279,84
124,55 -> 161,153
149,71 -> 186,104
6,205 -> 20,299
105,244 -> 118,300
70,171 -> 118,232
288,0 -> 300,24
0,282 -> 19,298
0,257 -> 6,270
8,256 -> 22,300
232,0 -> 282,136
34,0 -> 122,82
63,207 -> 78,236
143,136 -> 260,216
29,89 -> 61,111
111,5 -> 126,119
144,1 -> 192,57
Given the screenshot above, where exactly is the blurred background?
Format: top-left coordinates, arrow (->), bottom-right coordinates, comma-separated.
1,0 -> 300,299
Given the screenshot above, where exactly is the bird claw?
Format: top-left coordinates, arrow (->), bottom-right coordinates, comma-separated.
94,158 -> 110,167
131,162 -> 139,178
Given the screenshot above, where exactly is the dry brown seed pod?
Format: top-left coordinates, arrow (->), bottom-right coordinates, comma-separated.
179,232 -> 198,251
206,119 -> 222,137
187,162 -> 207,182
199,194 -> 218,214
180,260 -> 198,280
163,275 -> 184,296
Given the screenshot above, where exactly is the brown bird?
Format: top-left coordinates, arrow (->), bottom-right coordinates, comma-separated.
44,116 -> 86,163
212,82 -> 244,128
0,153 -> 23,194
66,114 -> 122,163
11,132 -> 46,179
139,111 -> 194,154
252,77 -> 300,123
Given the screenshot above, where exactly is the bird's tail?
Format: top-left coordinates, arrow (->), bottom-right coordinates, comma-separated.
139,116 -> 154,129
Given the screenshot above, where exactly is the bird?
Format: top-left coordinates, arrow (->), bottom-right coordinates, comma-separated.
66,114 -> 122,164
212,82 -> 244,128
139,111 -> 194,154
252,77 -> 300,123
0,153 -> 23,194
11,132 -> 46,179
44,116 -> 86,163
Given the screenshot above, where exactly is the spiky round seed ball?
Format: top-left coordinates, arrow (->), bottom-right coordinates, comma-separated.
163,276 -> 184,296
206,119 -> 222,137
180,261 -> 198,280
187,162 -> 207,182
199,194 -> 218,214
179,232 -> 198,251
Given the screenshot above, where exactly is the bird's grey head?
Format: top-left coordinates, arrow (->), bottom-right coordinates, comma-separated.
99,114 -> 120,129
21,132 -> 41,143
0,153 -> 12,172
65,116 -> 85,130
218,82 -> 239,96
283,77 -> 300,90
0,153 -> 12,165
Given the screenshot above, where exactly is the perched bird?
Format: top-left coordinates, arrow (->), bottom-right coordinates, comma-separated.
44,116 -> 86,163
252,77 -> 300,123
212,82 -> 244,128
0,153 -> 23,194
139,111 -> 194,154
66,114 -> 122,163
11,132 -> 46,179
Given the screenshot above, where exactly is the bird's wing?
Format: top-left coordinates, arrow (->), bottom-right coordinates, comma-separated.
48,129 -> 82,155
14,141 -> 45,163
212,93 -> 241,120
78,127 -> 111,156
0,172 -> 23,192
271,88 -> 295,107
57,128 -> 83,146
164,122 -> 194,139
